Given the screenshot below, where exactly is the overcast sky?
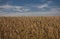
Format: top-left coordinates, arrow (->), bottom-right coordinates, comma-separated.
0,0 -> 60,16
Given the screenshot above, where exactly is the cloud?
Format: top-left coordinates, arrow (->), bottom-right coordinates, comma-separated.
0,1 -> 60,16
36,4 -> 48,8
0,4 -> 13,8
32,1 -> 53,9
0,4 -> 30,13
0,7 -> 60,16
32,3 -> 48,9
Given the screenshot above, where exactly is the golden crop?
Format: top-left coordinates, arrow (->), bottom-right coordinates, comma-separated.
0,16 -> 60,39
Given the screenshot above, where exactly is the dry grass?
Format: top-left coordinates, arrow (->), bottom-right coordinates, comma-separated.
0,16 -> 60,39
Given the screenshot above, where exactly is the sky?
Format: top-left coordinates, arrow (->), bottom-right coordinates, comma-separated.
0,0 -> 60,16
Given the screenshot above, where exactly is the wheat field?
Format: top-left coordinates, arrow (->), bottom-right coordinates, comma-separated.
0,16 -> 60,39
